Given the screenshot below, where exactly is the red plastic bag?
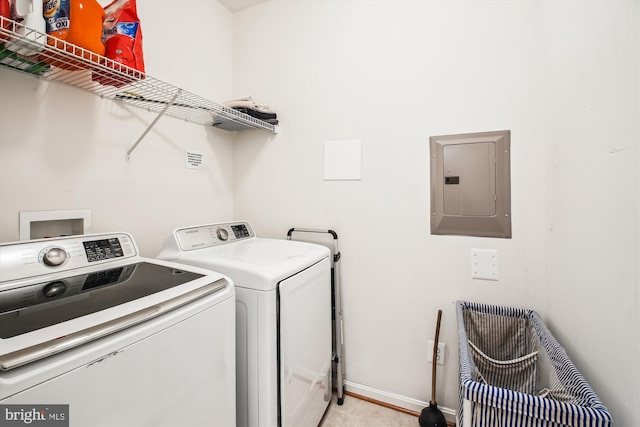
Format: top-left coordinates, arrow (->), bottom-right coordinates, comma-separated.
94,0 -> 145,87
0,0 -> 10,42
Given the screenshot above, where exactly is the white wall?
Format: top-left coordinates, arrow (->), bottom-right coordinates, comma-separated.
542,2 -> 640,425
231,0 -> 639,424
0,0 -> 237,256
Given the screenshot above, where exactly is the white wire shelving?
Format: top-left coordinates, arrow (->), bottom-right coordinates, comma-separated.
0,16 -> 278,160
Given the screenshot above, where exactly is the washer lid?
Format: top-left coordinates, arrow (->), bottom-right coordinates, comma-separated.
0,258 -> 232,371
173,238 -> 330,290
0,262 -> 206,339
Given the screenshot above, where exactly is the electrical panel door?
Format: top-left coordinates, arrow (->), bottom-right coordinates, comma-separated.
430,130 -> 511,238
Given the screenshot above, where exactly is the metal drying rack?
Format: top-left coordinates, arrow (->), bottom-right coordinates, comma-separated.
287,227 -> 345,405
0,16 -> 279,161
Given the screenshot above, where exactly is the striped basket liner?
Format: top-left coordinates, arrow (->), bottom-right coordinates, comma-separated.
456,301 -> 612,427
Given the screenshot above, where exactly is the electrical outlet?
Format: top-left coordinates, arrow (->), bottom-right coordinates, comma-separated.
427,340 -> 445,366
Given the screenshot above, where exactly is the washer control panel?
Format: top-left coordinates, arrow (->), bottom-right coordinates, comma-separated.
0,233 -> 138,283
175,221 -> 256,251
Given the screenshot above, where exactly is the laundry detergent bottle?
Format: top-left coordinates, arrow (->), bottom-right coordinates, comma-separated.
43,0 -> 70,41
44,0 -> 105,56
6,0 -> 45,54
67,0 -> 106,56
43,0 -> 105,70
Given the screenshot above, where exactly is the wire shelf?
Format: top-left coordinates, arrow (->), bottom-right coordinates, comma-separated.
0,16 -> 278,141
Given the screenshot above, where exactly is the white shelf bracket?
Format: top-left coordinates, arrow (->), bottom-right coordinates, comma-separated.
126,89 -> 183,162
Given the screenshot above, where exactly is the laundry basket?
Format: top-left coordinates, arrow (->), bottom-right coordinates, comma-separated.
456,301 -> 612,427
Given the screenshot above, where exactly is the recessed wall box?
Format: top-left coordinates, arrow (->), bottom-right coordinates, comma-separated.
19,209 -> 92,241
430,130 -> 511,238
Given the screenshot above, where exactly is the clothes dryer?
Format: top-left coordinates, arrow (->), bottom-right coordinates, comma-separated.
158,221 -> 332,427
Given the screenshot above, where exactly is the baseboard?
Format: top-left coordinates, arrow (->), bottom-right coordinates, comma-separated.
343,380 -> 457,425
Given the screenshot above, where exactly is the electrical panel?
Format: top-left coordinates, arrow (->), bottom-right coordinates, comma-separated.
430,130 -> 511,238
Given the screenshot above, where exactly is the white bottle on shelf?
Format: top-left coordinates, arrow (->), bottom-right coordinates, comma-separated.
6,0 -> 45,55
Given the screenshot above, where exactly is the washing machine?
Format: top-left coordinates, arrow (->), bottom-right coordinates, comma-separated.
158,221 -> 332,427
0,232 -> 236,427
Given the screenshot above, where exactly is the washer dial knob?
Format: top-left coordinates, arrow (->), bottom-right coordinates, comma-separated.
42,247 -> 68,267
216,228 -> 229,241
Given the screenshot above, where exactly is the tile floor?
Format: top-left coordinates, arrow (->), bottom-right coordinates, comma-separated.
319,394 -> 420,427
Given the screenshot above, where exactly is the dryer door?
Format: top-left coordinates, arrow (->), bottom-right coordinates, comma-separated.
278,257 -> 332,427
